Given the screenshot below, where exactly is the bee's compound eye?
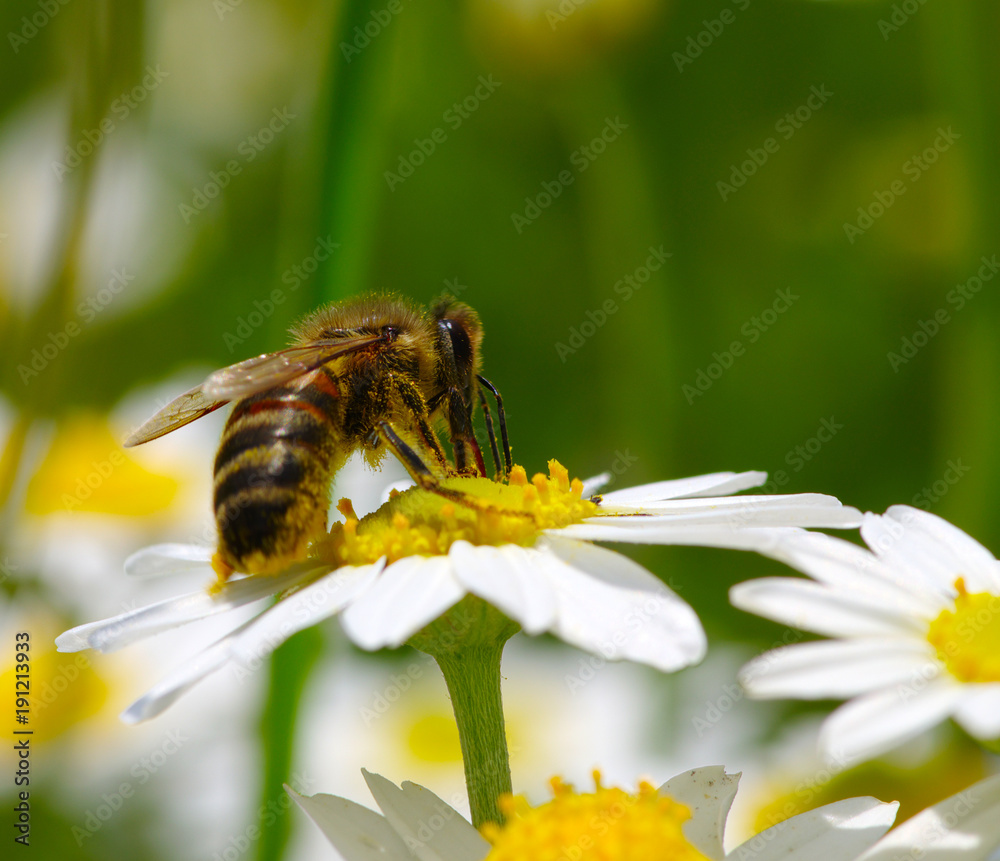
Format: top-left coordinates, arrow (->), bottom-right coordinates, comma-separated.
383,326 -> 400,341
441,319 -> 472,369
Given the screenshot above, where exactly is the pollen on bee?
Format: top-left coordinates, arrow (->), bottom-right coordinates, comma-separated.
211,552 -> 235,585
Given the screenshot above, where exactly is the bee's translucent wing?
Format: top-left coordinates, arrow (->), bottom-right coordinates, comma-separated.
201,336 -> 381,399
123,385 -> 229,447
124,335 -> 382,448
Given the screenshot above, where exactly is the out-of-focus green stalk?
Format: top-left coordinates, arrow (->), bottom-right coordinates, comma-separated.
311,0 -> 403,305
254,626 -> 323,861
256,3 -> 405,858
553,73 -> 678,477
921,1 -> 1000,536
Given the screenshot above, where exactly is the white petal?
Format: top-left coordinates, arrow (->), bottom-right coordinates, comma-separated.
953,685 -> 1000,740
55,563 -> 314,653
120,565 -> 376,723
363,771 -> 489,861
580,472 -> 612,497
287,785 -> 412,861
660,766 -> 740,861
124,543 -> 214,577
450,542 -> 557,635
861,510 -> 992,598
739,639 -> 938,699
120,617 -> 257,723
857,774 -> 1000,861
599,471 -> 767,505
599,494 -> 861,529
819,679 -> 964,765
555,522 -> 805,553
228,565 -> 380,665
340,556 -> 465,650
733,797 -> 897,861
537,536 -> 706,672
730,578 -> 920,639
751,530 -> 943,617
883,506 -> 1000,593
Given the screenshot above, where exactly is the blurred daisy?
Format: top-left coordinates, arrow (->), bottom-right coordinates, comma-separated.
732,505 -> 1000,765
288,766 -> 1000,861
57,463 -> 860,723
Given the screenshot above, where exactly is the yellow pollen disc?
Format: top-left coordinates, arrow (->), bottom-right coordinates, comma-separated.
481,772 -> 710,861
926,577 -> 1000,683
318,460 -> 597,567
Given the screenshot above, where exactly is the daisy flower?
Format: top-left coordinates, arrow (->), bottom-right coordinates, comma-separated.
56,462 -> 860,723
732,505 -> 1000,765
287,766 -> 1000,860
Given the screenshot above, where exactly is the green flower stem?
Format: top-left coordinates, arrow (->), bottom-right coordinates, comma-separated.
409,597 -> 519,829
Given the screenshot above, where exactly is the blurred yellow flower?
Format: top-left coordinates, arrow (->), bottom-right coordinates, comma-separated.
24,414 -> 178,516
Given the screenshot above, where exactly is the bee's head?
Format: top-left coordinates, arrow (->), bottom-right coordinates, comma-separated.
431,297 -> 483,385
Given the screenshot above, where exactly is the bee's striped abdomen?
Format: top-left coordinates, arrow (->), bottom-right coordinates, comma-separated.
213,375 -> 341,574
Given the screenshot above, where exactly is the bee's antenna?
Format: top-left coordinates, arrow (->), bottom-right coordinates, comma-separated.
476,375 -> 510,478
477,385 -> 502,479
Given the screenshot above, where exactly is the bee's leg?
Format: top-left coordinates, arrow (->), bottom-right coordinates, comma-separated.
372,421 -> 439,487
476,375 -> 511,478
375,420 -> 529,517
390,377 -> 451,475
443,386 -> 488,477
476,385 -> 502,480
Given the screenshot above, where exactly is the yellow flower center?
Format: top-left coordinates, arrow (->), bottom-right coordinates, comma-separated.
481,773 -> 710,861
926,578 -> 1000,682
319,460 -> 597,566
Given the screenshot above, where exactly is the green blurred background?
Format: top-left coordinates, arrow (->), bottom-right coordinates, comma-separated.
2,0 -> 999,858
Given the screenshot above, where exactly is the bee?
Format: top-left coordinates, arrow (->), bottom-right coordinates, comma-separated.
124,294 -> 510,577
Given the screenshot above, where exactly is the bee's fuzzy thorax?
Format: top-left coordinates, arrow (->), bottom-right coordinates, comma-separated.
288,293 -> 430,344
